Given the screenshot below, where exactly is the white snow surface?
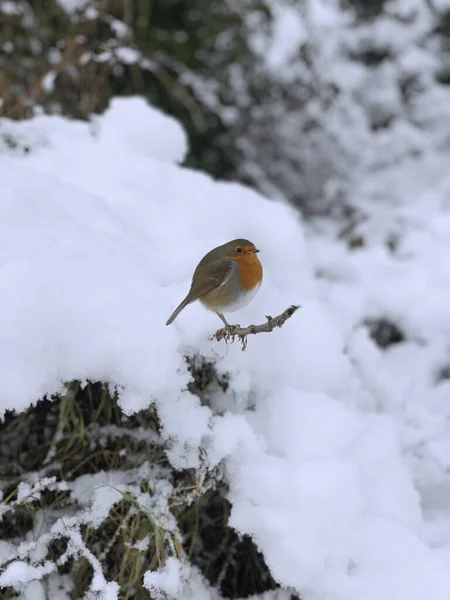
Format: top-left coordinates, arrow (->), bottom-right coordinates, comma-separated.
2,95 -> 450,599
55,0 -> 91,14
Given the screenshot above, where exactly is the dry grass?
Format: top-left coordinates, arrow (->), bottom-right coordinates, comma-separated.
0,360 -> 278,598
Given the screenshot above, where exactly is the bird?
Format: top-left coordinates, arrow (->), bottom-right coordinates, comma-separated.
166,239 -> 263,330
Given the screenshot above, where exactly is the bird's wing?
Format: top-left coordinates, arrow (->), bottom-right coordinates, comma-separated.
186,257 -> 232,303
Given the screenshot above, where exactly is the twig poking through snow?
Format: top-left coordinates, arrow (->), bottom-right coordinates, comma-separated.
212,305 -> 300,350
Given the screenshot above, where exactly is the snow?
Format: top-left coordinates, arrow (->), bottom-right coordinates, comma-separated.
2,87 -> 450,599
0,1 -> 23,15
109,18 -> 129,39
56,0 -> 91,14
93,96 -> 188,163
0,561 -> 56,588
144,560 -> 223,600
264,3 -> 305,73
115,47 -> 140,65
41,71 -> 57,93
143,557 -> 182,598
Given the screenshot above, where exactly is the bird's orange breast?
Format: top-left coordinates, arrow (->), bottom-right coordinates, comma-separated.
234,253 -> 263,291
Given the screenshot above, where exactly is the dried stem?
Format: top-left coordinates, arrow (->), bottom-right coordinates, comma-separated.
211,305 -> 300,350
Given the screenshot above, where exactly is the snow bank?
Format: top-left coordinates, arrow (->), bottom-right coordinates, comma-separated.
2,96 -> 450,599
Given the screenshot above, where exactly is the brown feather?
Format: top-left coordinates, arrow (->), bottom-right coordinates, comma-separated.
187,253 -> 232,303
166,247 -> 231,325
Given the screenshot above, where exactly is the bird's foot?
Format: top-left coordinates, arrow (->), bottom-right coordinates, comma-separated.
212,323 -> 249,350
224,324 -> 240,342
212,323 -> 242,344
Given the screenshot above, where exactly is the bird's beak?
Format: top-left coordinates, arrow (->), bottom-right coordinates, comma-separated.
251,248 -> 260,253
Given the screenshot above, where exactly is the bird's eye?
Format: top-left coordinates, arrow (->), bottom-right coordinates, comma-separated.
235,247 -> 243,253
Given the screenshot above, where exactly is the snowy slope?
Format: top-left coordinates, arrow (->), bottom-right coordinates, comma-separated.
1,97 -> 450,599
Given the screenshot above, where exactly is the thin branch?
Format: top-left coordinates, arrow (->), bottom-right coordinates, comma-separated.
211,305 -> 300,351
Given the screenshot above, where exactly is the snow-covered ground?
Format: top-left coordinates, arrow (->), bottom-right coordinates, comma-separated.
1,96 -> 450,599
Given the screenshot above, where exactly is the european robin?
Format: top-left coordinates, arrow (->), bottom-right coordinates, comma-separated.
166,239 -> 263,329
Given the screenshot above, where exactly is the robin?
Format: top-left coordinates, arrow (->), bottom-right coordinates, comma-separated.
166,239 -> 263,329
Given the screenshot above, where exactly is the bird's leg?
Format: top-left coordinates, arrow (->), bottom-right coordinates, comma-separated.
216,312 -> 237,340
216,312 -> 230,328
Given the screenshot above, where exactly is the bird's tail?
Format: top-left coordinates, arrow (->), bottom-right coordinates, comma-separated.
166,296 -> 191,326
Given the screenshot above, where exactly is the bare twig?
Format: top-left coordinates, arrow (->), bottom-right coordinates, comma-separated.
211,305 -> 300,351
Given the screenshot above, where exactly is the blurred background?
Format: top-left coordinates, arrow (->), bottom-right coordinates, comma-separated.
2,0 -> 450,220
